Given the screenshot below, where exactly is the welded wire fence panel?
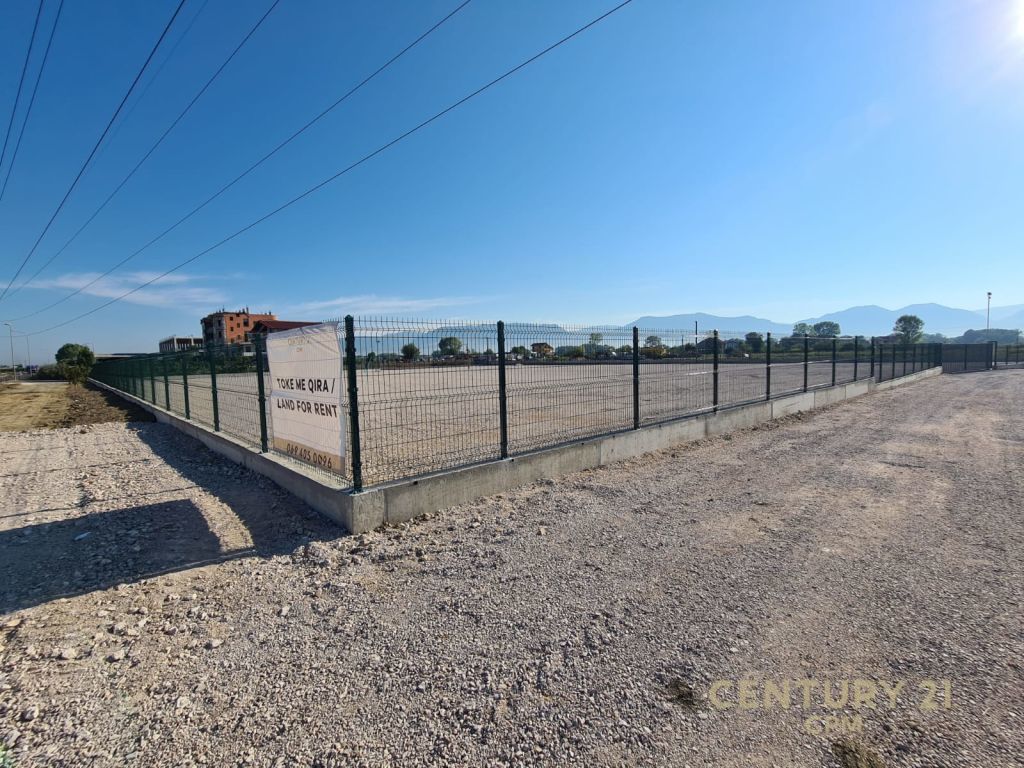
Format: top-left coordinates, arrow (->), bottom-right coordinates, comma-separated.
639,330 -> 714,423
940,343 -> 992,374
347,318 -> 500,486
507,324 -> 635,449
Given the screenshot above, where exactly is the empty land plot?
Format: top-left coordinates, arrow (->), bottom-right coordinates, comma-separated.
2,369 -> 1021,766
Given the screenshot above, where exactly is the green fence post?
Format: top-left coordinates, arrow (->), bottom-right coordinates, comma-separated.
208,348 -> 220,431
870,337 -> 875,379
181,353 -> 191,420
254,337 -> 269,452
892,344 -> 897,379
853,336 -> 859,381
831,337 -> 837,386
765,332 -> 772,401
632,327 -> 640,428
148,357 -> 157,404
802,334 -> 809,391
497,321 -> 508,459
162,354 -> 170,409
344,316 -> 364,491
712,330 -> 720,411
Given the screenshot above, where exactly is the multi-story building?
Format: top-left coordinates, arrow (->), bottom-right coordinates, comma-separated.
158,336 -> 204,354
200,308 -> 276,346
247,319 -> 317,339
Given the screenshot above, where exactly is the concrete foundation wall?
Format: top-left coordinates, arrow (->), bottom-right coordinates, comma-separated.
92,364 -> 943,534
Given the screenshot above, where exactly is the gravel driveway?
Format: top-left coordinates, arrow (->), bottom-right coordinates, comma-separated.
1,370 -> 1021,767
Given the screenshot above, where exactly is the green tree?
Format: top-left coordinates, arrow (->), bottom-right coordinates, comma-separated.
588,332 -> 603,346
510,345 -> 529,356
792,322 -> 813,336
644,335 -> 663,348
400,343 -> 419,361
55,343 -> 95,368
616,344 -> 633,357
744,332 -> 764,352
438,337 -> 462,356
893,314 -> 924,344
812,321 -> 840,337
54,343 -> 95,386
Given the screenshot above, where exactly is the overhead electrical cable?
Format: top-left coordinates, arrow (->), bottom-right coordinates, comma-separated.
7,0 -> 474,322
25,0 -> 635,337
101,0 -> 214,155
0,0 -> 188,305
0,0 -> 45,176
6,0 -> 281,300
0,0 -> 65,202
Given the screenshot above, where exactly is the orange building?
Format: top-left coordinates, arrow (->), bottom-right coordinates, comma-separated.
200,308 -> 276,346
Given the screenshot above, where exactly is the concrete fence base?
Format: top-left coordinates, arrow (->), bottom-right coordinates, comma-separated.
92,366 -> 941,533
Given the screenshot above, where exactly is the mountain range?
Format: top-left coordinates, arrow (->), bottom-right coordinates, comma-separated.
630,304 -> 1024,338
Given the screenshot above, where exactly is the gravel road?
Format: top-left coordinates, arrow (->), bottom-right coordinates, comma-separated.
1,370 -> 1021,767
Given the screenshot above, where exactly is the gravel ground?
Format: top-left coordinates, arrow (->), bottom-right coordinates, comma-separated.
1,370 -> 1021,767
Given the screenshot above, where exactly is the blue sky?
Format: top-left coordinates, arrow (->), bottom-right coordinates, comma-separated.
1,0 -> 1023,362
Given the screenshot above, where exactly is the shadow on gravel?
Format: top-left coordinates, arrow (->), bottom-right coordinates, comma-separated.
0,500 -> 225,614
2,425 -> 341,614
133,425 -> 340,555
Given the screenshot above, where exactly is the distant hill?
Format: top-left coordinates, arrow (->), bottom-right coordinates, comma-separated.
629,312 -> 792,336
799,303 -> 987,337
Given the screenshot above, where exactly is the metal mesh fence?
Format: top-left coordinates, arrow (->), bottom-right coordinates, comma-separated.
91,321 -> 948,492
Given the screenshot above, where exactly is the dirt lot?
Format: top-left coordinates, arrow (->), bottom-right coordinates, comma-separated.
0,382 -> 153,432
1,370 -> 1021,767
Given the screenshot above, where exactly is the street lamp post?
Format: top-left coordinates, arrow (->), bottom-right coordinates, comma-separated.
987,291 -> 992,331
3,323 -> 15,379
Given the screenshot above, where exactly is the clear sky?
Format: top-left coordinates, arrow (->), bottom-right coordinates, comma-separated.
1,0 -> 1022,363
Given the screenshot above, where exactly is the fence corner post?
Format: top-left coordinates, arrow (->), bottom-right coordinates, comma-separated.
712,329 -> 720,411
344,315 -> 364,491
853,336 -> 859,381
254,336 -> 269,452
497,320 -> 508,458
870,336 -> 876,379
765,332 -> 772,401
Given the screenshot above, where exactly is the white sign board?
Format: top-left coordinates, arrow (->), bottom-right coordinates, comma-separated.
265,323 -> 345,473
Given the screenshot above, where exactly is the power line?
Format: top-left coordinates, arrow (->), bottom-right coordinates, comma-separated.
0,0 -> 65,202
7,0 -> 281,300
0,0 -> 45,175
0,0 -> 188,305
101,0 -> 213,157
7,0 -> 474,323
26,0 -> 635,337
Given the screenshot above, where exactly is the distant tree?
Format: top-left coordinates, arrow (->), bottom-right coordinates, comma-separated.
510,345 -> 529,356
365,351 -> 377,368
588,332 -> 604,346
438,337 -> 462,356
531,342 -> 554,358
556,345 -> 585,359
644,335 -> 663,348
616,344 -> 633,357
745,332 -> 764,353
54,343 -> 95,386
792,322 -> 814,336
641,334 -> 668,359
958,328 -> 1019,345
893,315 -> 924,344
400,343 -> 419,360
812,321 -> 841,338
